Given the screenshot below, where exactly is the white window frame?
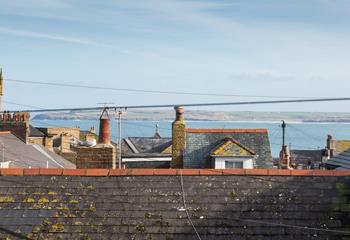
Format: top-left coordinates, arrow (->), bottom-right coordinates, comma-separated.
214,157 -> 253,169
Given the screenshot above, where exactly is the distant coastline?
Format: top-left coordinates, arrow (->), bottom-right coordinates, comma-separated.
32,110 -> 350,123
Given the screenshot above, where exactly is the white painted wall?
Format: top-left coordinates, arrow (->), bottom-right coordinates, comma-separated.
214,157 -> 253,169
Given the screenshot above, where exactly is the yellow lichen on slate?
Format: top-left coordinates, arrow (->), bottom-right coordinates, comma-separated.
49,223 -> 65,233
69,199 -> 79,204
0,196 -> 14,203
32,226 -> 41,233
23,197 -> 35,203
38,197 -> 50,204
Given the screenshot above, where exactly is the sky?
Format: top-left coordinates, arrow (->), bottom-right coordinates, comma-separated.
0,0 -> 350,112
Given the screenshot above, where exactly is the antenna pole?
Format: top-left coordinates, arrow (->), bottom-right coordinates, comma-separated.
117,109 -> 122,169
282,120 -> 286,147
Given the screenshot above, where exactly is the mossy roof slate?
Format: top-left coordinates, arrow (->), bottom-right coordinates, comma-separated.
0,174 -> 349,239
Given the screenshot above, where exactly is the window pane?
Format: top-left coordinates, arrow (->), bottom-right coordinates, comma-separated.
225,161 -> 243,169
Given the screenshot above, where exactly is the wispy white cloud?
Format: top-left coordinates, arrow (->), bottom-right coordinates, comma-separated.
0,27 -> 93,45
1,0 -> 350,111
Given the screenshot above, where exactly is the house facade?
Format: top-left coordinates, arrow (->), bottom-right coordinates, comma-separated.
171,106 -> 273,169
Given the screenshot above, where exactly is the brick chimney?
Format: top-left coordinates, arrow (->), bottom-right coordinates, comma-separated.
75,108 -> 116,169
326,134 -> 334,158
98,108 -> 111,144
279,145 -> 291,169
171,106 -> 186,168
0,112 -> 30,143
279,120 -> 292,169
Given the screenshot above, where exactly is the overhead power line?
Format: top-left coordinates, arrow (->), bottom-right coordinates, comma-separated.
3,100 -> 45,110
6,97 -> 350,113
5,78 -> 317,99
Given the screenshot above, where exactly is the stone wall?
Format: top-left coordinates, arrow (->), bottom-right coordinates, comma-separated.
0,169 -> 349,239
38,127 -> 80,142
75,144 -> 116,168
60,134 -> 72,153
28,137 -> 45,146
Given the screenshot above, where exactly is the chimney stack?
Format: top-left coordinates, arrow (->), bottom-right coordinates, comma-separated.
76,108 -> 116,169
0,112 -> 30,143
171,106 -> 186,168
326,134 -> 334,158
98,108 -> 111,145
279,145 -> 291,169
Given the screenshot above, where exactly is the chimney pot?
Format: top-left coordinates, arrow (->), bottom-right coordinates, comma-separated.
98,108 -> 111,145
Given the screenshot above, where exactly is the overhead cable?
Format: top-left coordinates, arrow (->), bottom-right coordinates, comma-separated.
6,97 -> 350,113
179,170 -> 202,240
5,78 -> 316,99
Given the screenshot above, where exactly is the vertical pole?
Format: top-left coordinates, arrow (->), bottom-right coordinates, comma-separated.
281,120 -> 286,147
118,110 -> 122,169
0,141 -> 4,163
0,68 -> 3,112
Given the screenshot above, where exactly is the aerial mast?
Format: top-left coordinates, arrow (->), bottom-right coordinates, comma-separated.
0,68 -> 3,111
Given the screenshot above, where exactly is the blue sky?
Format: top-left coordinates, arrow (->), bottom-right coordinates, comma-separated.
0,0 -> 350,112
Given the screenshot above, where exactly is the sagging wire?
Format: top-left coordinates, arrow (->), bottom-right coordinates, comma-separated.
179,170 -> 202,240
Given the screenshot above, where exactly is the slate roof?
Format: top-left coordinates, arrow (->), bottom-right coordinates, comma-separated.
121,137 -> 172,155
0,132 -> 75,168
0,170 -> 348,239
29,125 -> 46,138
290,149 -> 324,169
210,137 -> 256,157
326,147 -> 350,169
333,140 -> 350,155
184,129 -> 273,168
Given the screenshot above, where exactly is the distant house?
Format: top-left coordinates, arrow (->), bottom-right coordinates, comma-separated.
290,149 -> 325,169
326,148 -> 350,169
121,129 -> 172,168
0,131 -> 75,168
183,129 -> 272,169
325,135 -> 350,169
171,107 -> 273,169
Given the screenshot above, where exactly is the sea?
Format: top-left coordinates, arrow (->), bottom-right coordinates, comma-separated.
31,119 -> 350,157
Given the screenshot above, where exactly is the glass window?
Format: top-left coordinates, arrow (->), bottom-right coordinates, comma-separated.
225,161 -> 243,169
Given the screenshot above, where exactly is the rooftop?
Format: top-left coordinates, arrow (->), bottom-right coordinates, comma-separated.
185,128 -> 268,133
0,132 -> 75,169
0,168 -> 348,239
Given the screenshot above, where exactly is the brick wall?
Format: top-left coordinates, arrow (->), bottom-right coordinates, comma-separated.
0,116 -> 29,143
75,144 -> 116,168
